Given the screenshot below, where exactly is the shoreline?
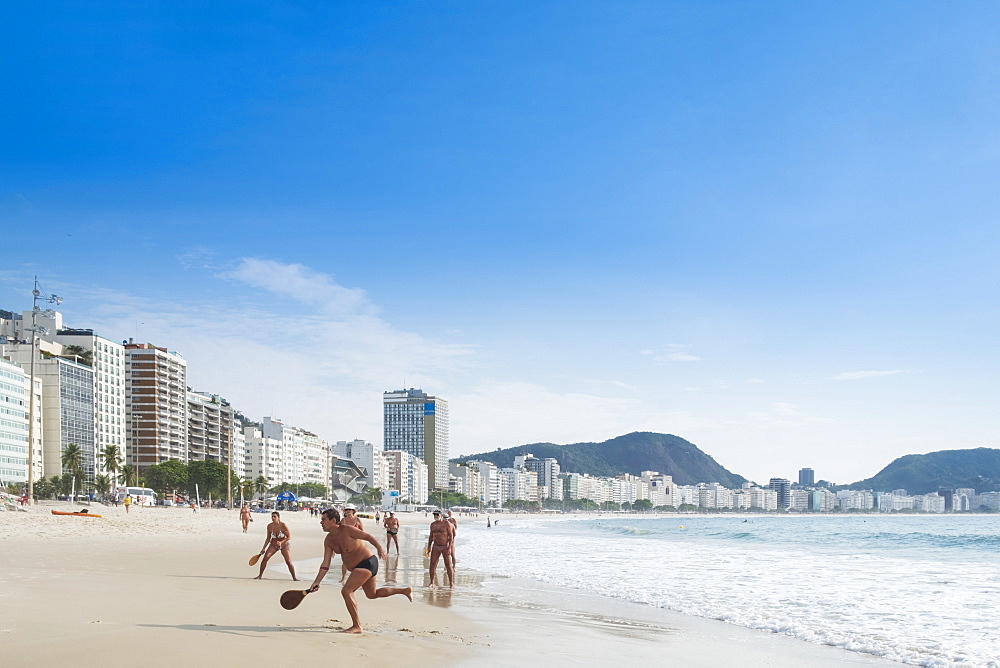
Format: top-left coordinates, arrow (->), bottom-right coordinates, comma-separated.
2,504 -> 899,666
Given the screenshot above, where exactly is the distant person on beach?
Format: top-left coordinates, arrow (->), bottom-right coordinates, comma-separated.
308,507 -> 412,634
446,509 -> 458,562
340,504 -> 363,582
426,510 -> 455,588
487,516 -> 491,528
240,503 -> 252,533
124,495 -> 132,513
383,511 -> 400,554
254,511 -> 298,581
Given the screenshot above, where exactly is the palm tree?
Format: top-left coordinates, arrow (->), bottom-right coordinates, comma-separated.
61,344 -> 93,367
254,476 -> 269,500
118,466 -> 137,487
99,444 -> 123,482
94,474 -> 112,498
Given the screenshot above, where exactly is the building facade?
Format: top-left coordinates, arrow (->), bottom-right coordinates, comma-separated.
0,358 -> 29,484
125,342 -> 188,469
383,388 -> 449,489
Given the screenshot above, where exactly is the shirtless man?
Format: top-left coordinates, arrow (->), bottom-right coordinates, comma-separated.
383,511 -> 400,555
446,509 -> 458,562
308,508 -> 411,634
426,510 -> 455,588
340,504 -> 364,582
254,511 -> 298,580
240,503 -> 252,533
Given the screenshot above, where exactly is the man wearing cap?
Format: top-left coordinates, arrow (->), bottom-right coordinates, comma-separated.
340,503 -> 364,582
383,511 -> 400,555
426,510 -> 455,588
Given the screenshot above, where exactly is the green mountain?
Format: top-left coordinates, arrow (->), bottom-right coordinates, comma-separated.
453,431 -> 747,488
848,447 -> 1000,494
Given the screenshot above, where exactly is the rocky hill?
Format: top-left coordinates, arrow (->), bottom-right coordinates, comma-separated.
453,431 -> 747,488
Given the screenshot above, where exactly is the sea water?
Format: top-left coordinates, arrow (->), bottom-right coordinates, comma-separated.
459,514 -> 1000,666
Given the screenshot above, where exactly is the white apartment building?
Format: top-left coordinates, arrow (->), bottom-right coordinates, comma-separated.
837,489 -> 875,511
466,460 -> 502,506
0,358 -> 29,484
383,388 -> 449,489
641,471 -> 675,507
499,467 -> 535,502
231,416 -> 247,480
913,493 -> 946,513
514,454 -> 563,500
53,326 -> 126,473
243,424 -> 285,487
788,489 -> 811,511
450,462 -> 482,502
260,417 -> 329,488
333,439 -> 385,489
383,449 -> 429,504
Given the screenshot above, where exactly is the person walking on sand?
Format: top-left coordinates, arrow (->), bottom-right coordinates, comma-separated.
339,503 -> 364,582
308,507 -> 412,634
426,510 -> 455,588
240,503 -> 252,533
383,511 -> 400,555
254,511 -> 298,581
124,494 -> 132,513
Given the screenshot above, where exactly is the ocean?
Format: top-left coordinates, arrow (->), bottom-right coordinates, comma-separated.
458,514 -> 1000,666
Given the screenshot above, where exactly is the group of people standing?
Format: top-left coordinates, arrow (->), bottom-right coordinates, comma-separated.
247,503 -> 463,632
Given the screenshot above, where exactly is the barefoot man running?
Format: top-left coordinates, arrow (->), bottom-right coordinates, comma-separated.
383,511 -> 400,555
308,508 -> 412,634
426,509 -> 455,588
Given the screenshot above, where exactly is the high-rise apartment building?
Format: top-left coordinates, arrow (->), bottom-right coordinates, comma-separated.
514,453 -> 563,500
53,327 -> 126,472
382,449 -> 429,504
187,390 -> 234,466
798,467 -> 815,486
769,478 -> 791,508
383,388 -> 449,489
0,358 -> 29,484
125,342 -> 188,469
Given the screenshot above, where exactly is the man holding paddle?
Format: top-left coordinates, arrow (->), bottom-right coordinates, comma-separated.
304,507 -> 411,633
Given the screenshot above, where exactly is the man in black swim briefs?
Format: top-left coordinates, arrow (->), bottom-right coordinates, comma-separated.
308,508 -> 411,634
383,511 -> 400,555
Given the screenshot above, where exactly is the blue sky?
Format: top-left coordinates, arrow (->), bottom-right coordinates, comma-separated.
3,2 -> 999,484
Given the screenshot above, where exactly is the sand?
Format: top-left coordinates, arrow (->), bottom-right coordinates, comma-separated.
1,503 -> 896,667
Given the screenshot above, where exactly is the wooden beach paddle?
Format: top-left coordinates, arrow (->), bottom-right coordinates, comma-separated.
249,553 -> 262,566
279,588 -> 313,610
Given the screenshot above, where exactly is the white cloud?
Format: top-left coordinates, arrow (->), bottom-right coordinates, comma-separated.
219,258 -> 376,318
76,258 -> 479,445
641,343 -> 702,364
831,369 -> 909,381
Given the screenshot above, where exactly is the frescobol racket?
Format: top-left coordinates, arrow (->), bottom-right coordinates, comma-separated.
280,588 -> 313,610
249,553 -> 262,566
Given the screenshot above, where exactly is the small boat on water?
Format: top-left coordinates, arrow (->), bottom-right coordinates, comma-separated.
51,510 -> 103,518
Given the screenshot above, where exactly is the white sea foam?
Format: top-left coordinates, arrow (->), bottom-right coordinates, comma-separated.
461,516 -> 1000,667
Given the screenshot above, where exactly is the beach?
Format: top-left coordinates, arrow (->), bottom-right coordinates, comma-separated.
2,504 -> 897,666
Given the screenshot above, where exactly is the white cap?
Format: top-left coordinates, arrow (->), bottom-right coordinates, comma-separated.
343,503 -> 357,510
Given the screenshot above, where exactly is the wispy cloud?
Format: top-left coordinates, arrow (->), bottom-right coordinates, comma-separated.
219,258 -> 376,318
641,343 -> 702,364
831,369 -> 909,381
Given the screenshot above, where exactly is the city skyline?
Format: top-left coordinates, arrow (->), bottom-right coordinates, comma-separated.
4,3 -> 1000,484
